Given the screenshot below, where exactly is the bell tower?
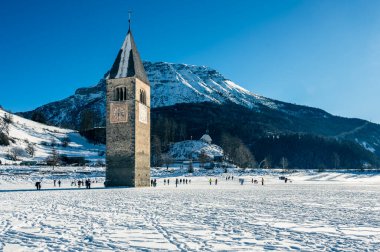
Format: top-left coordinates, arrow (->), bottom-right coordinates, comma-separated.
105,20 -> 150,187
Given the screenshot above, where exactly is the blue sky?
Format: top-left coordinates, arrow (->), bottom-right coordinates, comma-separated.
1,0 -> 380,123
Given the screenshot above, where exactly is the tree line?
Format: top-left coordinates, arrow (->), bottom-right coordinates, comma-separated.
28,102 -> 380,169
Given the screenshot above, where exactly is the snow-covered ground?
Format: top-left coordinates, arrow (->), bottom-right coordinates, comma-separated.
0,108 -> 104,165
0,168 -> 379,251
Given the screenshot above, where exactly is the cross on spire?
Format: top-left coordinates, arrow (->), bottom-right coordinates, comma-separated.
128,10 -> 132,31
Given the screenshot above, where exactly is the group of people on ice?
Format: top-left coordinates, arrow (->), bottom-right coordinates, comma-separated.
71,179 -> 93,189
35,181 -> 42,190
225,176 -> 234,181
53,179 -> 61,187
71,179 -> 98,189
175,178 -> 191,187
148,176 -> 268,188
151,178 -> 192,187
150,179 -> 157,187
34,178 -> 95,190
209,178 -> 218,185
34,175 -> 282,190
238,177 -> 264,185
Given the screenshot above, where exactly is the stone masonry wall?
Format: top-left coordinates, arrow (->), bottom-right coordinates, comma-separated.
105,77 -> 136,186
134,78 -> 151,187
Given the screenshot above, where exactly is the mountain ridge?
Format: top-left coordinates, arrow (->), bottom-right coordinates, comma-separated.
19,61 -> 335,127
18,61 -> 380,159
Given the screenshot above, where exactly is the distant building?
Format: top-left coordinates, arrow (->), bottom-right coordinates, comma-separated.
169,131 -> 224,161
213,155 -> 223,162
200,133 -> 212,144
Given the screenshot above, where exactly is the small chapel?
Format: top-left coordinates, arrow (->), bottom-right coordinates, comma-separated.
105,19 -> 151,187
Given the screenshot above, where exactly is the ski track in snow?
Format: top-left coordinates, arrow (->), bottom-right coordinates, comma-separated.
0,179 -> 380,251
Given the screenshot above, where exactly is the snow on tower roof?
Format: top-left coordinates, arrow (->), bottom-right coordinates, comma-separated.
107,29 -> 149,84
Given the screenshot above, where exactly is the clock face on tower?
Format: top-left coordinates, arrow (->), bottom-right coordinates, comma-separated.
139,103 -> 148,124
110,102 -> 128,124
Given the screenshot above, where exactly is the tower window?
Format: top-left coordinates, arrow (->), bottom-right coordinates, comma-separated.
140,89 -> 146,105
115,87 -> 127,101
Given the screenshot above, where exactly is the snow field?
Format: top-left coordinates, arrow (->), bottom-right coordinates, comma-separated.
0,173 -> 379,251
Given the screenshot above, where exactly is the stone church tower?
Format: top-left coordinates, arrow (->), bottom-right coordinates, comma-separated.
105,25 -> 150,187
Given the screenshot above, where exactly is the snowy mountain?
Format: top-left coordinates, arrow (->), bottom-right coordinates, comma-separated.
145,62 -> 279,109
0,108 -> 104,164
19,62 -> 283,129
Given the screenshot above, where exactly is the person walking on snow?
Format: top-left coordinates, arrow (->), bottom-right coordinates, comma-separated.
209,178 -> 212,185
176,178 -> 178,187
58,180 -> 61,187
215,179 -> 218,185
239,178 -> 244,185
261,177 -> 264,186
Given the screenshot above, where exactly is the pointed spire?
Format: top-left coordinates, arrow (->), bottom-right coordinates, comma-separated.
107,14 -> 149,84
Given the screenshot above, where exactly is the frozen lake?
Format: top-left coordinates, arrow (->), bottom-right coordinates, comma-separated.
0,174 -> 379,251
